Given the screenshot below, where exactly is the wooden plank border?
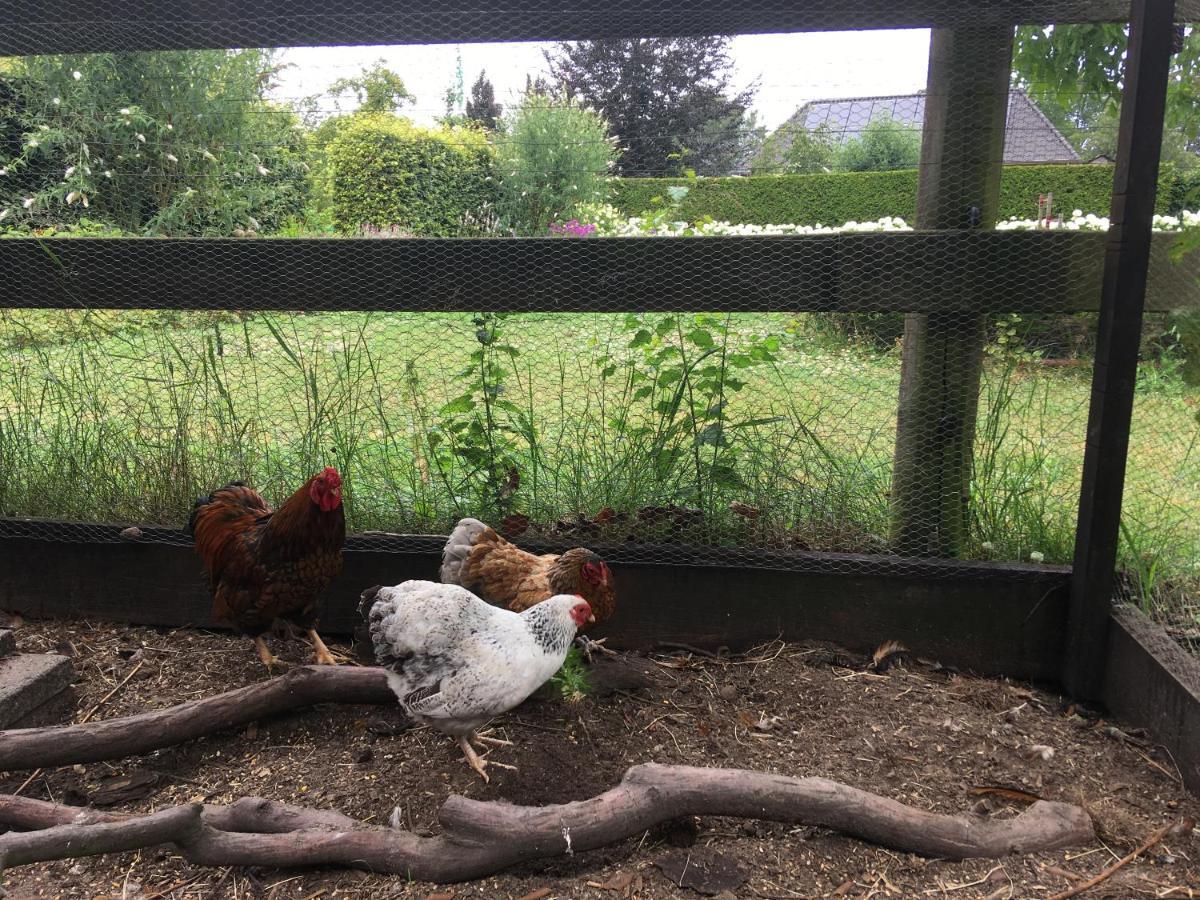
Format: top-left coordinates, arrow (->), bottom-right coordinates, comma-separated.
0,523 -> 1070,681
1,231 -> 1197,314
1103,605 -> 1200,795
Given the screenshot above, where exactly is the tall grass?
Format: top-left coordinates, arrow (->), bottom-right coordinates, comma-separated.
1,308 -> 1198,639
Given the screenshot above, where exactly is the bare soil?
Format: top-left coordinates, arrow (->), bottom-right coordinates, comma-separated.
2,619 -> 1198,900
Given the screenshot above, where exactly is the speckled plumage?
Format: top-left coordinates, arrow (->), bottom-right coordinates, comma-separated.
360,581 -> 582,737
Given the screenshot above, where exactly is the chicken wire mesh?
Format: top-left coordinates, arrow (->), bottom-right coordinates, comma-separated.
0,1 -> 1198,652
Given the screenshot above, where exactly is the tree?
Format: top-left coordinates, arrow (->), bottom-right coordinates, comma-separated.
834,114 -> 921,172
1012,24 -> 1200,167
494,92 -> 615,234
544,37 -> 758,177
466,71 -> 503,130
751,121 -> 838,175
0,50 -> 308,235
329,59 -> 414,114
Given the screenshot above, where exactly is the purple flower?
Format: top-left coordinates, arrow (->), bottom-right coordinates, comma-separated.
549,218 -> 597,237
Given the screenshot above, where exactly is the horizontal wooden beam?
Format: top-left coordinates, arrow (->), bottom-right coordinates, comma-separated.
0,520 -> 1070,681
1103,605 -> 1200,795
1,1 -> 1188,55
1,231 -> 1196,314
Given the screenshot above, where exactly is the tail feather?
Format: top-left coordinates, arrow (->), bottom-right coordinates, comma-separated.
358,584 -> 384,621
439,517 -> 493,585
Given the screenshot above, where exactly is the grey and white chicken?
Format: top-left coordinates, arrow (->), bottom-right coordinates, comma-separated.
359,580 -> 593,781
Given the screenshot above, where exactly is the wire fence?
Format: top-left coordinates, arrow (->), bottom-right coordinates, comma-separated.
0,19 -> 1198,655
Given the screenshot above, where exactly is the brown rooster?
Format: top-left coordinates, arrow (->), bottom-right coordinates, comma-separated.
440,517 -> 616,655
189,467 -> 346,670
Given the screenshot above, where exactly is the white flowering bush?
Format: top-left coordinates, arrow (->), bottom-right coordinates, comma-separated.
587,210 -> 1200,237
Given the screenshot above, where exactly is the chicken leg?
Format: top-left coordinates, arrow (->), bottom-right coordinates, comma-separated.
458,733 -> 517,782
254,636 -> 284,672
306,628 -> 340,666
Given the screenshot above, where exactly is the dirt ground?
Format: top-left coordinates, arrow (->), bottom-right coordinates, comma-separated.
2,619 -> 1198,900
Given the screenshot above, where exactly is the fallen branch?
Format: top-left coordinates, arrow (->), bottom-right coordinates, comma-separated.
1046,817 -> 1196,900
0,804 -> 200,869
0,666 -> 393,770
0,764 -> 1094,881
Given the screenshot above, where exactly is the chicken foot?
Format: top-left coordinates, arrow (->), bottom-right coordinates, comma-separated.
458,734 -> 517,782
253,636 -> 285,672
305,629 -> 344,666
576,635 -> 618,662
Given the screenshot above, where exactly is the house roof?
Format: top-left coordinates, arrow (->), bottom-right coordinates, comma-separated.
772,89 -> 1080,166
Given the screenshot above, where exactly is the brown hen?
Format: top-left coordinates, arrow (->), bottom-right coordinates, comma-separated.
189,467 -> 345,670
440,518 -> 616,628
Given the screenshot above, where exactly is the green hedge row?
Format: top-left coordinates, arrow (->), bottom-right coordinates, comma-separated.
327,114 -> 496,236
610,164 -> 1174,225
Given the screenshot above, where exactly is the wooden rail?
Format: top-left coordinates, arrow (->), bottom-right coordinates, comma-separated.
2,0 -> 1197,55
1,231 -> 1197,313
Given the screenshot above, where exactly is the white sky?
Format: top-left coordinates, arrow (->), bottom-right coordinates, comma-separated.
274,30 -> 932,131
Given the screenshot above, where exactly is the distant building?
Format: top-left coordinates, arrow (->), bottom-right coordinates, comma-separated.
753,89 -> 1079,173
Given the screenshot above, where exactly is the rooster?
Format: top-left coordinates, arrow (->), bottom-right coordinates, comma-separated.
189,467 -> 346,671
440,517 -> 616,657
360,581 -> 592,781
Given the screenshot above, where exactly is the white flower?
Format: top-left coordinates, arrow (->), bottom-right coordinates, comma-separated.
1029,551 -> 1045,563
38,124 -> 49,131
72,70 -> 82,80
0,209 -> 8,222
103,170 -> 113,178
136,133 -> 146,143
0,168 -> 7,176
119,107 -> 131,115
165,123 -> 173,131
52,97 -> 60,106
183,187 -> 196,197
26,139 -> 39,149
22,197 -> 35,209
64,165 -> 76,178
202,150 -> 216,162
981,541 -> 995,551
256,165 -> 270,176
165,153 -> 178,163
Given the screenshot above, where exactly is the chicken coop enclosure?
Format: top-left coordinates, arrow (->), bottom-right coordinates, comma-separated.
1,0 -> 1199,792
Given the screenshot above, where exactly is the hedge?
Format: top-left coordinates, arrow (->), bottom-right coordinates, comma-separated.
327,114 -> 497,236
611,164 -> 1174,225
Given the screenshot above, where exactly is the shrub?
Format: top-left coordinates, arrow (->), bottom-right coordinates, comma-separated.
493,93 -> 616,235
327,113 -> 496,235
611,164 -> 1172,226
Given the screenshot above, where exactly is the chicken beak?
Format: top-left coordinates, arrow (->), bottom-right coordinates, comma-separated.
587,612 -> 596,623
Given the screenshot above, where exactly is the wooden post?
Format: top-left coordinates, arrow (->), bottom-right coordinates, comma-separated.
1064,0 -> 1176,699
889,26 -> 1013,557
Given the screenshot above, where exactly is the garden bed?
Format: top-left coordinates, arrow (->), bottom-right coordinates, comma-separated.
3,619 -> 1198,898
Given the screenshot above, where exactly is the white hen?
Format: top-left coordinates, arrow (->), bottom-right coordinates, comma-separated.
359,580 -> 593,781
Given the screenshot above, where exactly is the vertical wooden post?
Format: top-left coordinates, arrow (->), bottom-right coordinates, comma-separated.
1064,0 -> 1176,699
889,26 -> 1012,557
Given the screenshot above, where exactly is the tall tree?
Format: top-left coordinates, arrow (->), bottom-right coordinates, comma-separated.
1012,24 -> 1200,167
466,70 -> 503,130
329,59 -> 414,114
544,37 -> 757,177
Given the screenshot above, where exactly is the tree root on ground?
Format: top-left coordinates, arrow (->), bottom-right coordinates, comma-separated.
0,764 -> 1094,881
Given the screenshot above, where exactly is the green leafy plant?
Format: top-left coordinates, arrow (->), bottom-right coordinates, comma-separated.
1,50 -> 308,235
548,647 -> 591,700
493,92 -> 616,234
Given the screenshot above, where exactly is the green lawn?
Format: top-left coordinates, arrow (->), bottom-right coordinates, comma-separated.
1,308 -> 1198,631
